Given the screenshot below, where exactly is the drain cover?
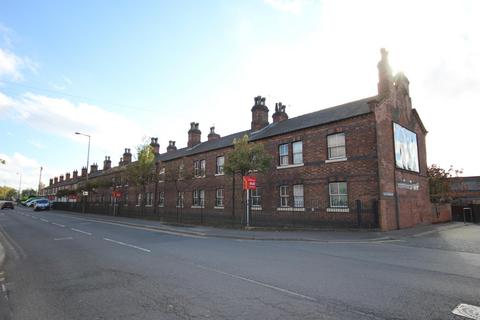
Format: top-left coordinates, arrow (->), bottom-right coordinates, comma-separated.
452,303 -> 480,320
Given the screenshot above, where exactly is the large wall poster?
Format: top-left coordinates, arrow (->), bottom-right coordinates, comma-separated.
393,123 -> 419,172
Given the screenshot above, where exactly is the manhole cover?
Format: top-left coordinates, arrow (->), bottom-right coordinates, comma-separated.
452,303 -> 480,320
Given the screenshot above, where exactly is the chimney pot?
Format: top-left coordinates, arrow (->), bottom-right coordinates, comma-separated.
188,122 -> 202,148
251,95 -> 269,131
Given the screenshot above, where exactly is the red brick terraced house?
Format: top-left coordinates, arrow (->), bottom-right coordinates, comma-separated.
41,49 -> 433,231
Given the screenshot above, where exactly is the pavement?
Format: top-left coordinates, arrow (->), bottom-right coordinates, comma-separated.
0,206 -> 479,319
46,208 -> 469,243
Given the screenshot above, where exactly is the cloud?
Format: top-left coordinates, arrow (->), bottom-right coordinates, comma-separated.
0,152 -> 61,190
0,90 -> 145,160
0,48 -> 24,80
263,0 -> 312,14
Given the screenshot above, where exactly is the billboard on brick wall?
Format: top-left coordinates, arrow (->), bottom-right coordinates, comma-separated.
393,122 -> 419,172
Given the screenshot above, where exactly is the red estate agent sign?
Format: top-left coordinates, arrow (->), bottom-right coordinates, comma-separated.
112,191 -> 122,198
243,176 -> 257,190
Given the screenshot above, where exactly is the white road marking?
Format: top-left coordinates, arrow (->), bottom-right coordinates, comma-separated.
103,238 -> 151,253
62,215 -> 205,238
452,303 -> 480,320
71,228 -> 92,236
52,222 -> 65,228
195,264 -> 317,302
54,237 -> 73,241
40,218 -> 49,223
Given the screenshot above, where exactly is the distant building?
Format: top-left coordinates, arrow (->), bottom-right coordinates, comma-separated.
41,49 -> 433,231
449,176 -> 480,222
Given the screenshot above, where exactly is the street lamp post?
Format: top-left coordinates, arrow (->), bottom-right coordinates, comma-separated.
75,132 -> 91,213
38,166 -> 43,195
16,172 -> 22,201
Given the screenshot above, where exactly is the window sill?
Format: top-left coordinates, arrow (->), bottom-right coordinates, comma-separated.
326,207 -> 349,212
191,205 -> 205,209
251,206 -> 262,211
194,176 -> 206,179
276,163 -> 304,170
176,206 -> 184,208
145,205 -> 152,207
214,173 -> 224,177
325,157 -> 347,164
276,207 -> 305,212
158,205 -> 164,208
214,206 -> 224,209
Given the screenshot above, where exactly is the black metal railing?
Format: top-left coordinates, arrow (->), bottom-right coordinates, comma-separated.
52,198 -> 379,229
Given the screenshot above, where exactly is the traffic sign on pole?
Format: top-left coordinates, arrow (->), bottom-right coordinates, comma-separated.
243,176 -> 257,190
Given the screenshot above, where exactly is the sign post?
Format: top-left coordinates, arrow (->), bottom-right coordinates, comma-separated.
242,176 -> 257,227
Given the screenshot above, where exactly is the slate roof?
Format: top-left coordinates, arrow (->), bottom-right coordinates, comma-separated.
156,96 -> 375,162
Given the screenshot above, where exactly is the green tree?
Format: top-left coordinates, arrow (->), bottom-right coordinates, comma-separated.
126,141 -> 158,210
224,134 -> 272,177
21,188 -> 37,198
224,134 -> 272,222
0,186 -> 17,200
427,164 -> 463,203
0,159 -> 5,165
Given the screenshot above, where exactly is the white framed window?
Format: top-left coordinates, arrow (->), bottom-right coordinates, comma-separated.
293,184 -> 304,208
329,182 -> 348,208
176,192 -> 184,208
215,188 -> 224,207
200,159 -> 206,176
178,163 -> 184,179
194,161 -> 200,177
158,191 -> 165,207
159,167 -> 165,181
280,185 -> 289,207
216,156 -> 224,175
194,160 -> 206,177
251,188 -> 262,207
327,133 -> 346,159
292,141 -> 303,164
146,192 -> 153,206
279,144 -> 289,166
192,189 -> 205,207
136,193 -> 142,206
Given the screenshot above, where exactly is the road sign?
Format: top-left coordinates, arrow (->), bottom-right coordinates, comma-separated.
243,176 -> 257,190
112,191 -> 122,198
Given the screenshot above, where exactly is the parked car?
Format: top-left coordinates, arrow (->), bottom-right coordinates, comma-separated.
1,201 -> 15,209
25,198 -> 41,207
33,199 -> 50,211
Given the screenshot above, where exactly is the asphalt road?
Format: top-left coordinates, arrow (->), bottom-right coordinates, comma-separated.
0,206 -> 479,319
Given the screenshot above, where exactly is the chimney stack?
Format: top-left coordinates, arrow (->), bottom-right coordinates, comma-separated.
73,170 -> 78,179
103,156 -> 112,170
90,163 -> 98,173
49,178 -> 53,186
150,137 -> 160,154
66,172 -> 71,180
122,148 -> 132,165
377,48 -> 393,98
60,175 -> 64,182
251,96 -> 269,131
54,177 -> 58,184
272,102 -> 289,123
208,126 -> 221,141
167,140 -> 177,153
187,122 -> 201,148
81,167 -> 87,177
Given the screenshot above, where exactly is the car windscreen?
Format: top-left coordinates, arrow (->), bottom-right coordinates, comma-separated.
36,200 -> 49,204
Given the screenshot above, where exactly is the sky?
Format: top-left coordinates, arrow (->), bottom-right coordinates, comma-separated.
1,0 -> 479,191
